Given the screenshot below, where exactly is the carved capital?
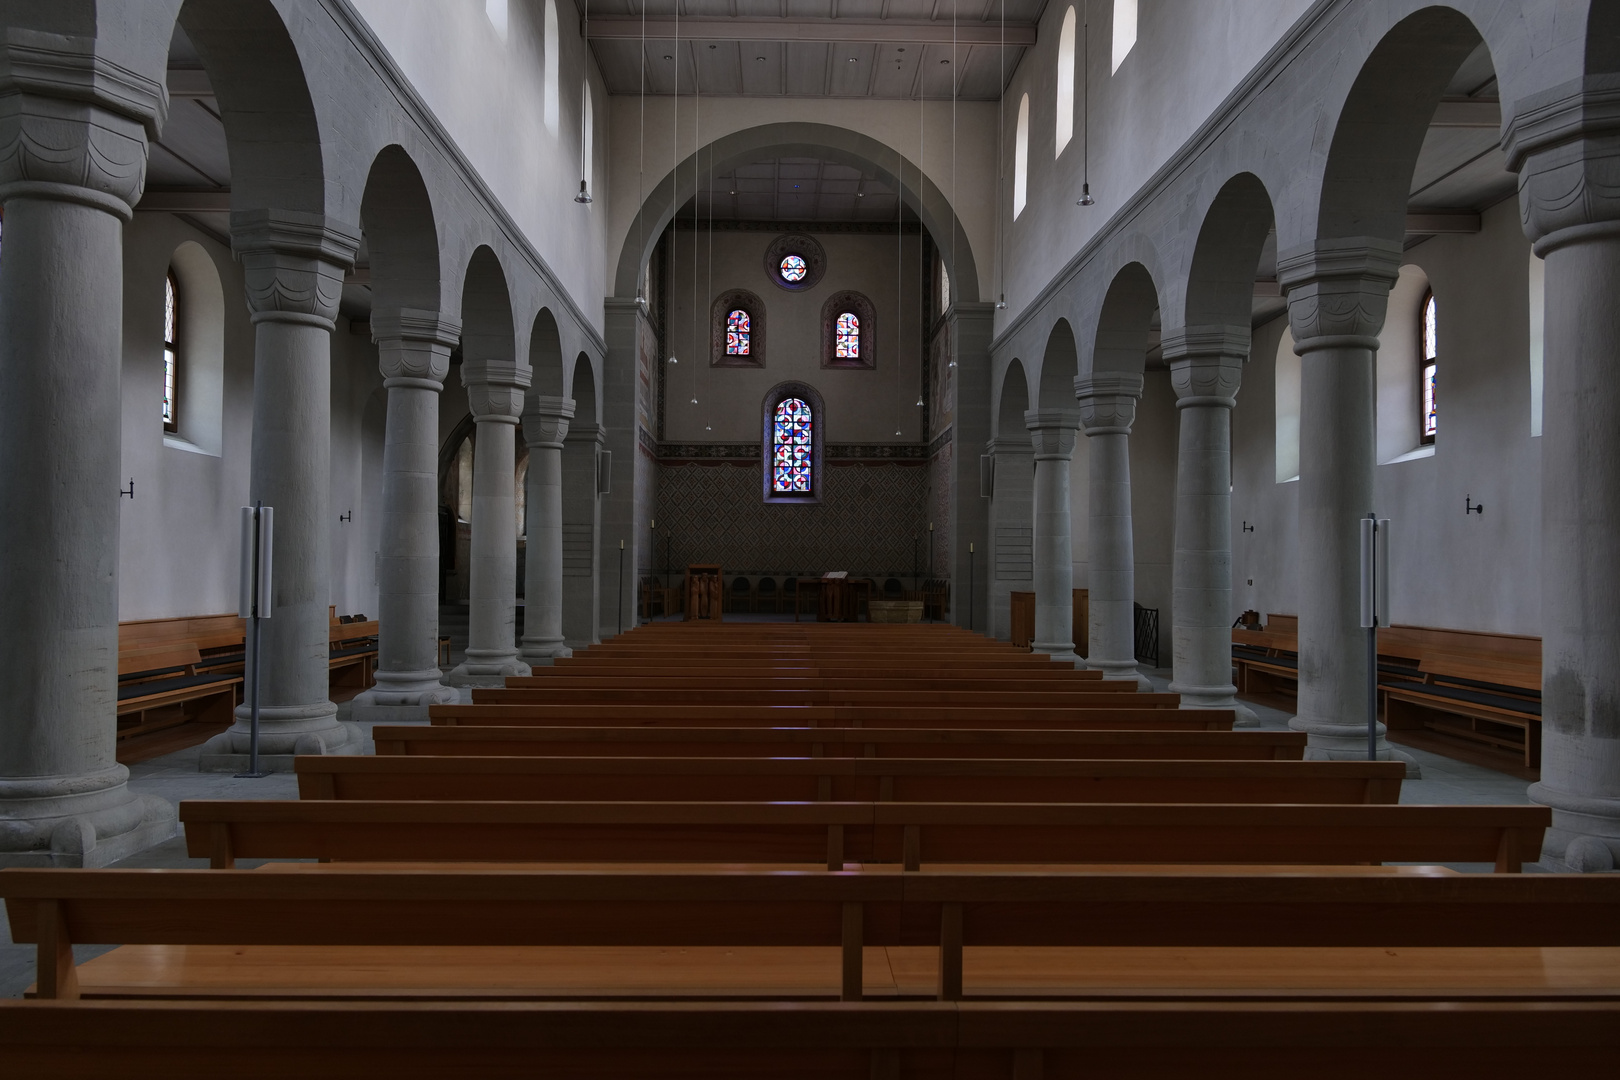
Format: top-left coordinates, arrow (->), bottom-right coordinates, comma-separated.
565,421 -> 607,447
374,308 -> 460,390
1277,237 -> 1401,352
1162,325 -> 1248,409
522,394 -> 575,449
232,210 -> 360,330
0,29 -> 169,217
1022,409 -> 1082,459
1074,371 -> 1144,436
1504,75 -> 1620,253
462,358 -> 531,423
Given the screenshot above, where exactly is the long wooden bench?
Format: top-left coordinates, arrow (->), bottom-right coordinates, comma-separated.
1385,651 -> 1543,768
474,687 -> 1162,708
8,998 -> 1616,1078
293,756 -> 1405,805
179,800 -> 1550,872
7,867 -> 1618,1002
116,642 -> 242,741
511,671 -> 1114,689
430,704 -> 1233,729
372,725 -> 1309,760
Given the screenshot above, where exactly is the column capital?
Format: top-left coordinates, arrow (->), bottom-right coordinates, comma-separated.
1162,326 -> 1248,410
462,359 -> 532,424
985,433 -> 1033,456
1505,75 -> 1620,254
373,308 -> 460,391
565,420 -> 607,447
523,394 -> 575,449
0,29 -> 169,217
231,209 -> 360,331
1074,371 -> 1144,436
1023,409 -> 1082,459
1277,237 -> 1402,353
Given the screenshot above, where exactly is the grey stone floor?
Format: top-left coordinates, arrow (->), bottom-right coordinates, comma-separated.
1,657 -> 1542,998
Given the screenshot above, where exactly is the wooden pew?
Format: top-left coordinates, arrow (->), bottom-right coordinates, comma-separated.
179,800 -> 1550,872
510,671 -> 1114,688
293,756 -> 1405,805
8,999 -> 1617,1079
1384,651 -> 1543,768
472,689 -> 1166,710
372,725 -> 1309,761
7,867 -> 1619,1002
116,642 -> 242,741
429,704 -> 1233,729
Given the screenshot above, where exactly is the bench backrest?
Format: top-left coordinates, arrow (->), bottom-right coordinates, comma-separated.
120,614 -> 245,653
178,799 -> 1549,873
1419,650 -> 1541,692
294,756 -> 1403,805
371,725 -> 1308,761
429,704 -> 1233,730
117,643 -> 202,678
470,688 -> 1162,708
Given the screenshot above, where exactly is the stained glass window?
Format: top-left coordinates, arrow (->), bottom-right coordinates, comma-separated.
163,271 -> 178,432
836,312 -> 859,358
779,254 -> 807,283
1421,290 -> 1437,443
772,397 -> 813,494
727,309 -> 751,355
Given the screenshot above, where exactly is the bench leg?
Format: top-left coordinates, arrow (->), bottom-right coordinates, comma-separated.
937,902 -> 963,1001
36,900 -> 79,1000
841,902 -> 863,1002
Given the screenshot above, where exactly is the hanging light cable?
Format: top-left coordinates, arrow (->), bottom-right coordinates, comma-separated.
690,36 -> 700,408
996,0 -> 1007,309
704,54 -> 713,434
1078,1 -> 1095,207
670,2 -> 683,368
635,0 -> 648,312
575,1 -> 592,203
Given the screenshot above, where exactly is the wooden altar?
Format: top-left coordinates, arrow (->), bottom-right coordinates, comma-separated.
683,564 -> 723,622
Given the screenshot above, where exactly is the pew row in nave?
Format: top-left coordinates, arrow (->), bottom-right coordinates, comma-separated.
292,756 -> 1405,805
429,704 -> 1230,729
371,725 -> 1309,760
178,800 -> 1549,872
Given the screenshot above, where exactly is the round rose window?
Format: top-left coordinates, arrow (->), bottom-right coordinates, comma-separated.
779,254 -> 807,283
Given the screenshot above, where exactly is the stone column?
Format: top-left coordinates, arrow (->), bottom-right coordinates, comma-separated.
1277,239 -> 1413,772
351,310 -> 460,721
562,422 -> 605,649
520,395 -> 575,664
947,304 -> 996,632
986,435 -> 1035,642
1023,411 -> 1083,664
201,211 -> 364,770
449,359 -> 532,684
1162,327 -> 1256,726
1076,373 -> 1151,689
1508,84 -> 1620,870
0,44 -> 176,864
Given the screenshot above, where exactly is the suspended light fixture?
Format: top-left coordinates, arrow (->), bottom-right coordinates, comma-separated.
1078,2 -> 1095,207
995,1 -> 1008,311
575,4 -> 592,203
575,180 -> 592,205
635,0 -> 647,309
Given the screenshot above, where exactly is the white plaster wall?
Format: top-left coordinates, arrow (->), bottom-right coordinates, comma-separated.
661,229 -> 926,444
119,214 -> 389,624
348,0 -> 608,329
999,0 -> 1315,324
1231,198 -> 1542,635
606,96 -> 997,302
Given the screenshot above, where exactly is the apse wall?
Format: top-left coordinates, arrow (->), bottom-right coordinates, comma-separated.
1231,197 -> 1541,635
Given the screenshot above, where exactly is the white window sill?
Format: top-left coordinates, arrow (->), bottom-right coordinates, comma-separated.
163,434 -> 221,458
1384,444 -> 1436,465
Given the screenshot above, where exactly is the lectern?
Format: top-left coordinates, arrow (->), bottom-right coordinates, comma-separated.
684,564 -> 723,621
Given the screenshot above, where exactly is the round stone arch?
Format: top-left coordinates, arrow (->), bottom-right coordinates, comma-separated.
613,122 -> 981,303
760,381 -> 827,506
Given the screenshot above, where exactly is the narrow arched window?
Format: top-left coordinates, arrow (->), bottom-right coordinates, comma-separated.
727,309 -> 752,355
1420,290 -> 1438,444
835,313 -> 859,359
1013,93 -> 1030,219
1056,8 -> 1076,156
1112,0 -> 1138,73
163,270 -> 179,433
773,398 -> 813,494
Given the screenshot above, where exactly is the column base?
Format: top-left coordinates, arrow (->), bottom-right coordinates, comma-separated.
1087,657 -> 1154,692
1031,642 -> 1078,668
351,670 -> 460,724
1167,681 -> 1259,727
520,636 -> 573,666
1528,782 -> 1620,872
447,649 -> 532,687
0,766 -> 178,868
199,701 -> 364,772
1288,717 -> 1421,778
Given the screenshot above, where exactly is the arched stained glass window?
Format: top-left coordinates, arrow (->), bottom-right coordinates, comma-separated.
1420,290 -> 1437,444
836,312 -> 859,358
772,397 -> 813,494
727,309 -> 751,355
163,271 -> 179,433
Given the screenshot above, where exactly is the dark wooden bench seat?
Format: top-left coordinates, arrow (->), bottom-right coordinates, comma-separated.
429,704 -> 1232,729
509,672 -> 1114,690
372,725 -> 1309,760
116,642 -> 242,740
178,800 -> 1550,872
474,687 -> 1164,708
6,867 -> 1618,1002
1384,653 -> 1544,768
293,756 -> 1404,805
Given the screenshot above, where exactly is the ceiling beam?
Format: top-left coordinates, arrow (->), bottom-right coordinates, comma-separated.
586,16 -> 1036,46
